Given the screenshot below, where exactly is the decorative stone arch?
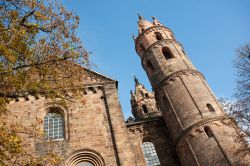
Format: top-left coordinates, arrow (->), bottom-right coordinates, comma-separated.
37,102 -> 69,140
65,149 -> 105,166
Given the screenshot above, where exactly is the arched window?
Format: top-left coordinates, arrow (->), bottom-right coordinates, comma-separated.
142,105 -> 148,114
141,142 -> 160,166
207,103 -> 215,112
44,110 -> 64,140
155,32 -> 163,41
204,126 -> 213,138
77,162 -> 93,166
146,61 -> 154,76
162,47 -> 174,60
65,149 -> 105,166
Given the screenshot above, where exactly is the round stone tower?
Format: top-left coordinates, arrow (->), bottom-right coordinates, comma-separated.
134,15 -> 249,165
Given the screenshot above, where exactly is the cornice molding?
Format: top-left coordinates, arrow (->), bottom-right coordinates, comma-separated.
174,116 -> 228,147
8,83 -> 117,103
158,69 -> 205,89
135,25 -> 173,49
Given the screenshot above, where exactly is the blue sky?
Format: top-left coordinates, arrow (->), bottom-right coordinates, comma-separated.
63,0 -> 250,119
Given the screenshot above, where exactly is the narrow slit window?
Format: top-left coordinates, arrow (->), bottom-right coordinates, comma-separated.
162,47 -> 174,60
142,105 -> 148,114
204,126 -> 213,138
155,32 -> 163,41
141,142 -> 161,166
207,103 -> 215,112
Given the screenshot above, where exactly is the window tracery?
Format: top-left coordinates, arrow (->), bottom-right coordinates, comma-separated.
141,142 -> 160,166
44,111 -> 64,140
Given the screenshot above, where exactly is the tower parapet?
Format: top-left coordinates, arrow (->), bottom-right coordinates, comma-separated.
134,15 -> 250,166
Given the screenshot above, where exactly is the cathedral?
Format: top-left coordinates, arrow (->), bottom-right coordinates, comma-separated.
6,16 -> 250,166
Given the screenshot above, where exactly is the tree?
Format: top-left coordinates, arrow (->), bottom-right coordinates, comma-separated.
0,0 -> 89,165
220,43 -> 250,142
233,43 -> 250,138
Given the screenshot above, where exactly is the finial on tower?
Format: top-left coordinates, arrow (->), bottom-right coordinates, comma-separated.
137,13 -> 143,20
130,90 -> 133,95
137,14 -> 154,33
133,75 -> 140,86
132,34 -> 136,42
152,16 -> 162,25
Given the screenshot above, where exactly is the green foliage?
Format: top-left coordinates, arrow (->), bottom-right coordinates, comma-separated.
0,0 -> 89,165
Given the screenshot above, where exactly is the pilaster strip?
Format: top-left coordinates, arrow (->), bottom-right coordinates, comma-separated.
172,41 -> 190,69
163,88 -> 184,130
212,128 -> 233,165
199,76 -> 227,115
186,140 -> 200,166
179,75 -> 203,118
101,87 -> 121,166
